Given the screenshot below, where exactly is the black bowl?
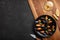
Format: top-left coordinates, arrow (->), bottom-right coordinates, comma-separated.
33,15 -> 56,38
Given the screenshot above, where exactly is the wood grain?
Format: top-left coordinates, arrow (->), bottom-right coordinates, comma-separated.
28,0 -> 60,40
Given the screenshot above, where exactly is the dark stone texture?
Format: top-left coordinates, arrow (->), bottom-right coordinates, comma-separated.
0,0 -> 34,40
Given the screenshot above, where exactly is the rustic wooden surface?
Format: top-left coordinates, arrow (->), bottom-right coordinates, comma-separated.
28,0 -> 60,40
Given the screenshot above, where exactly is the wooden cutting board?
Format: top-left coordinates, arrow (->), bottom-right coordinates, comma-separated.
28,0 -> 60,40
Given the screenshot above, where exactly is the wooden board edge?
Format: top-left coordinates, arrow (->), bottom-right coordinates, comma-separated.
28,0 -> 38,20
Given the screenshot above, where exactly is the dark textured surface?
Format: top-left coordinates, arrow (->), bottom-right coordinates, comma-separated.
0,0 -> 34,40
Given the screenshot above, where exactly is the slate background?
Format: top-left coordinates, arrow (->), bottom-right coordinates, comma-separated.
0,0 -> 34,40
